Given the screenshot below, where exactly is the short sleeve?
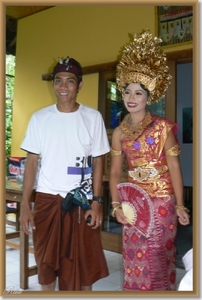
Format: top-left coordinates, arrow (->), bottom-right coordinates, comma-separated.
20,114 -> 41,154
91,112 -> 110,157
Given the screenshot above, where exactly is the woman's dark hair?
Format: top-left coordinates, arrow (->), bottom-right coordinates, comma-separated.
140,84 -> 150,98
124,83 -> 150,98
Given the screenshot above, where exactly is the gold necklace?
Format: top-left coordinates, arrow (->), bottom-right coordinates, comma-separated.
119,110 -> 153,141
129,113 -> 146,128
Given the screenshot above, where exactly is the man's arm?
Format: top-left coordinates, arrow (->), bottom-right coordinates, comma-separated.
19,152 -> 39,235
92,155 -> 104,197
85,155 -> 104,229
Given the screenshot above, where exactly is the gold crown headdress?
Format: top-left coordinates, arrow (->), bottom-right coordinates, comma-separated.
116,29 -> 172,104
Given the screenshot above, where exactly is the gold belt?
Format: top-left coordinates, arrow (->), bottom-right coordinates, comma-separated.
128,165 -> 168,182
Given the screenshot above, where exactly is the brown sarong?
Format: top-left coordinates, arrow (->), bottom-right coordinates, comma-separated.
33,192 -> 109,290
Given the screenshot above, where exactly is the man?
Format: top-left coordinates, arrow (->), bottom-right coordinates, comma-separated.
19,57 -> 110,291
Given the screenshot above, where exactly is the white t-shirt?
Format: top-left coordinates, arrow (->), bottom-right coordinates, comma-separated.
21,103 -> 110,197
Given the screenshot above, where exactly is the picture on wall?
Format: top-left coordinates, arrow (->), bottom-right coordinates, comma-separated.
157,6 -> 193,47
182,107 -> 193,143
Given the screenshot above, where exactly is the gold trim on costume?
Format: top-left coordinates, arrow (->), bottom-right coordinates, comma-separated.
175,205 -> 190,212
110,148 -> 123,156
123,72 -> 157,92
166,144 -> 181,156
119,110 -> 153,141
128,165 -> 168,182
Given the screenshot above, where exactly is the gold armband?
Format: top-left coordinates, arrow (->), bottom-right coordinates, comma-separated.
175,205 -> 190,212
166,144 -> 181,156
111,205 -> 122,217
110,147 -> 123,156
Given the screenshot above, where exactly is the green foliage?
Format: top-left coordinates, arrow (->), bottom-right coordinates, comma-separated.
6,55 -> 15,174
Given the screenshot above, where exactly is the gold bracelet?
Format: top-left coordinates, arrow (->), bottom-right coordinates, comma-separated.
110,147 -> 123,156
175,205 -> 190,213
111,205 -> 122,218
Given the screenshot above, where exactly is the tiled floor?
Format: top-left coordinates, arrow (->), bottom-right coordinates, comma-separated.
5,216 -> 191,292
5,246 -> 186,292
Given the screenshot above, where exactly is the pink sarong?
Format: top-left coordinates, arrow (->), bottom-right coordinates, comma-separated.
122,195 -> 177,291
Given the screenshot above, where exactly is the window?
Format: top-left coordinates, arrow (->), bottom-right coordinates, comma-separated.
6,54 -> 15,172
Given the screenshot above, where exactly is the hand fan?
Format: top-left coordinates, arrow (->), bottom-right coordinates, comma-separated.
117,182 -> 154,237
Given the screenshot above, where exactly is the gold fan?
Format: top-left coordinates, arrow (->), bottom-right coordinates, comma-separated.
122,202 -> 137,225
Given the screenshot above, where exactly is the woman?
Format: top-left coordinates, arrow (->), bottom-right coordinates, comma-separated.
109,29 -> 190,291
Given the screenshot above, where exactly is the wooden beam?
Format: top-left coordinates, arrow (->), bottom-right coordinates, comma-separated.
41,61 -> 117,81
41,49 -> 192,82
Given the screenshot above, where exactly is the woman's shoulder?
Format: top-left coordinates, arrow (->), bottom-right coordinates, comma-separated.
151,113 -> 176,126
151,113 -> 178,135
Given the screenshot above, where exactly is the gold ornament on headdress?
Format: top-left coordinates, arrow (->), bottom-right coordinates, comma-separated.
116,29 -> 172,104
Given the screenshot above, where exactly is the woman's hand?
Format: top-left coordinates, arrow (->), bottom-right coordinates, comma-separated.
176,209 -> 190,225
114,207 -> 128,225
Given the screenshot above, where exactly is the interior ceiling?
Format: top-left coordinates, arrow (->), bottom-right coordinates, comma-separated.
6,6 -> 54,56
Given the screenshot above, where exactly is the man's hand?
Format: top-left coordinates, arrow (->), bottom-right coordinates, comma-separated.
85,202 -> 103,229
19,205 -> 35,235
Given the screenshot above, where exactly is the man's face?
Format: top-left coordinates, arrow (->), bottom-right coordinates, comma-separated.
53,72 -> 82,104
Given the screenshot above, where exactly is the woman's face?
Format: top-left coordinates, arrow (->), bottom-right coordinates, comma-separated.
123,83 -> 148,113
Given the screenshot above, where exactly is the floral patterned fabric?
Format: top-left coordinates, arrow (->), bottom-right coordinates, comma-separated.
119,111 -> 178,290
